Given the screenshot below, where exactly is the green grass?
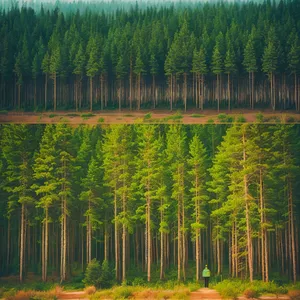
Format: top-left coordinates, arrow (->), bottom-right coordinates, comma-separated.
213,279 -> 292,299
191,114 -> 205,118
163,111 -> 183,121
124,114 -> 134,117
0,109 -> 8,114
98,117 -> 105,123
49,114 -> 58,118
81,113 -> 95,118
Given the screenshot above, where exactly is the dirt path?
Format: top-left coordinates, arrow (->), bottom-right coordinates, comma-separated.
0,109 -> 299,124
190,288 -> 222,299
57,291 -> 88,300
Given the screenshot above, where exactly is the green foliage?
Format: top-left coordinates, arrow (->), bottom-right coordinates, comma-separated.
83,259 -> 102,288
98,117 -> 105,123
132,277 -> 145,286
81,113 -> 95,118
217,113 -> 228,122
190,114 -> 204,118
236,115 -> 246,123
100,260 -> 114,288
49,114 -> 58,118
256,112 -> 264,123
144,112 -> 152,120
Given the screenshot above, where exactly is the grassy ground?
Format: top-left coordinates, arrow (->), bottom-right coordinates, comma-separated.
1,279 -> 300,300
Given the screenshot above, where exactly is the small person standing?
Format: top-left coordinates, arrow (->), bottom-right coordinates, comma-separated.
202,265 -> 211,288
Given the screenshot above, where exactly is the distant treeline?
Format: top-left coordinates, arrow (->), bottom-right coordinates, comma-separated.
0,124 -> 299,284
0,0 -> 300,111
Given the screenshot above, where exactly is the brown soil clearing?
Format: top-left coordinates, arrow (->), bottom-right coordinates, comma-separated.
0,109 -> 299,125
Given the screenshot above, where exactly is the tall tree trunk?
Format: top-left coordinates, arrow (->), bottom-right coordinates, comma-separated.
228,73 -> 231,111
34,78 -> 37,109
129,63 -> 132,110
295,74 -> 297,111
53,73 -> 56,111
243,130 -> 253,282
160,197 -> 165,280
177,166 -> 181,281
252,72 -> 255,109
288,178 -> 297,283
184,73 -> 187,112
20,203 -> 25,283
90,77 -> 93,112
152,75 -> 156,109
147,169 -> 151,282
18,84 -> 21,110
114,186 -> 119,281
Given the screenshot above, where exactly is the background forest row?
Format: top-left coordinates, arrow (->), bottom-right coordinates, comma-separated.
0,0 -> 300,111
0,124 -> 299,286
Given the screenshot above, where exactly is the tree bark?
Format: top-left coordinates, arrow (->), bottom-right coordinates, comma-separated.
243,130 -> 253,282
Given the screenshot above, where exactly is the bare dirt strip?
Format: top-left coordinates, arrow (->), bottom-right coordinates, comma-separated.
190,287 -> 222,299
0,109 -> 299,125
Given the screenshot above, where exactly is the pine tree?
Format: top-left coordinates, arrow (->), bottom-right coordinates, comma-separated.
288,37 -> 300,111
211,44 -> 223,111
32,125 -> 58,282
1,125 -> 36,282
55,124 -> 74,282
86,36 -> 99,112
192,47 -> 208,110
150,53 -> 159,108
165,125 -> 187,281
73,43 -> 86,111
262,41 -> 277,110
134,125 -> 162,282
49,45 -> 61,111
134,49 -> 146,110
243,35 -> 257,109
42,52 -> 50,110
224,44 -> 236,111
187,134 -> 208,281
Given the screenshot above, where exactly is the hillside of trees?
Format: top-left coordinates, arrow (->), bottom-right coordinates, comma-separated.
0,0 -> 300,112
0,124 -> 299,284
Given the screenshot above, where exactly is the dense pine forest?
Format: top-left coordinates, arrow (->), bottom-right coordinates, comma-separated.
0,124 -> 299,285
1,0 -> 300,112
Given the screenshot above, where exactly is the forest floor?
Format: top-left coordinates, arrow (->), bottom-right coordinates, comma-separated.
56,287 -> 292,299
0,109 -> 300,125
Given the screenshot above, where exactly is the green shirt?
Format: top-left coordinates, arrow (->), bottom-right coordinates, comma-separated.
202,267 -> 211,277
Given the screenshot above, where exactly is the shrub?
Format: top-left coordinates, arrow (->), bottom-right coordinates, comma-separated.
85,286 -> 96,295
3,288 -> 17,299
100,260 -> 114,288
256,112 -> 264,122
0,110 -> 8,114
218,113 -> 228,122
132,277 -> 145,286
288,290 -> 300,300
244,288 -> 260,299
113,286 -> 134,300
81,113 -> 95,118
286,116 -> 296,123
98,117 -> 105,123
144,112 -> 152,119
191,114 -> 204,118
237,115 -> 246,123
49,114 -> 57,118
83,258 -> 101,288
